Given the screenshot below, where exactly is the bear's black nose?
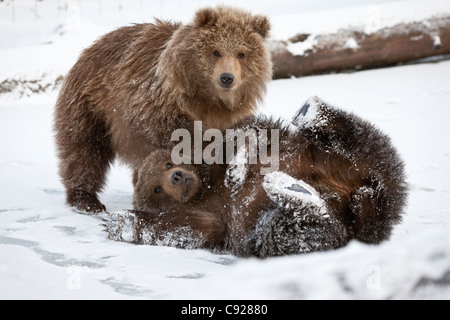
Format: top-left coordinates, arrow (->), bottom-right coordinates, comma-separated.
171,170 -> 186,185
220,73 -> 234,86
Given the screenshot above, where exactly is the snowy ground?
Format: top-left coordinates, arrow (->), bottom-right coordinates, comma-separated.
1,0 -> 450,300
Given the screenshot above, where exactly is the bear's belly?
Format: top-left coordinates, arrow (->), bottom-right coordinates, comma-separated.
111,127 -> 170,169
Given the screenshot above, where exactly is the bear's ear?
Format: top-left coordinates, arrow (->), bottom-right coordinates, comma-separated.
252,15 -> 271,39
194,7 -> 218,28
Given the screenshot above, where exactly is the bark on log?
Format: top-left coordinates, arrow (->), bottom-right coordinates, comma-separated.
271,16 -> 450,79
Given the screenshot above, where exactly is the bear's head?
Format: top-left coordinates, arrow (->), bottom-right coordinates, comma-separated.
134,149 -> 202,211
157,6 -> 273,129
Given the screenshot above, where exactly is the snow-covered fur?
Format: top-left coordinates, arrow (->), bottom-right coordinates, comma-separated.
103,97 -> 407,257
292,96 -> 408,243
248,171 -> 348,257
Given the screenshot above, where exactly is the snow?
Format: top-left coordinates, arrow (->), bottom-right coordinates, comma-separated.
434,35 -> 442,47
287,36 -> 318,56
1,0 -> 450,300
344,37 -> 359,49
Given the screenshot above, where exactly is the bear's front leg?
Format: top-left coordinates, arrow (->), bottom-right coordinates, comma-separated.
102,210 -> 137,243
68,190 -> 107,215
103,208 -> 226,250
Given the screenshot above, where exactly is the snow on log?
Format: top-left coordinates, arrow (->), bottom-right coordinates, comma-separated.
271,16 -> 450,79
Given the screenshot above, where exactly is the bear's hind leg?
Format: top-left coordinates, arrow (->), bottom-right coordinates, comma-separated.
249,205 -> 348,258
292,96 -> 363,153
262,171 -> 326,214
251,171 -> 348,257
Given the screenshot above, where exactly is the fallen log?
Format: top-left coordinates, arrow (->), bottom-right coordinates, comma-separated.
271,16 -> 450,79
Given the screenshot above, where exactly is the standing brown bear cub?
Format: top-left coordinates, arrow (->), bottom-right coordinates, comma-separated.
54,6 -> 273,213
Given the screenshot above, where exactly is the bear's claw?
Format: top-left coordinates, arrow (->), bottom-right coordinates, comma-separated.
102,210 -> 136,243
286,183 -> 312,195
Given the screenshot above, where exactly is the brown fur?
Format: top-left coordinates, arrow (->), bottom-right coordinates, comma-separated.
124,101 -> 407,257
53,6 -> 273,213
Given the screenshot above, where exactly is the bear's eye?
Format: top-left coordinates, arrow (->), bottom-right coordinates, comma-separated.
237,53 -> 245,59
213,50 -> 221,57
154,187 -> 161,194
166,163 -> 173,169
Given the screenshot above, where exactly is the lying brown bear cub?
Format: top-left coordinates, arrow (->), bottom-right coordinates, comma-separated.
104,97 -> 408,257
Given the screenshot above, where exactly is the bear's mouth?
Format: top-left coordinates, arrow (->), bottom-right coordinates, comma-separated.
213,86 -> 243,111
183,178 -> 191,194
217,82 -> 236,91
